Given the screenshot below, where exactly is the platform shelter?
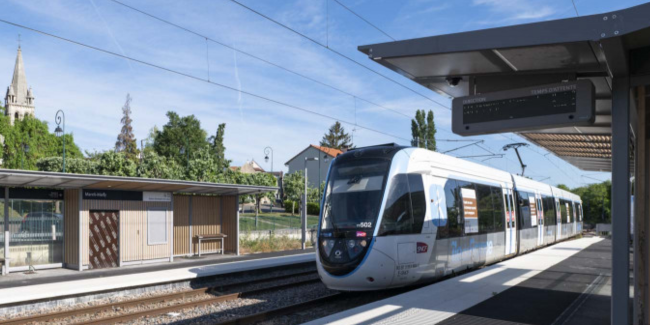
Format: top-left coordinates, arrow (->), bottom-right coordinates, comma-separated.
0,169 -> 276,274
359,3 -> 650,324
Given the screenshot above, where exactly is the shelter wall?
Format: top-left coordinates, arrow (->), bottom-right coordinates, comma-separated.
63,189 -> 80,267
81,199 -> 172,267
172,195 -> 238,256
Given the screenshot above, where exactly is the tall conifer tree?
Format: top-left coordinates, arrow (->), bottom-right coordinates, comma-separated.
115,94 -> 138,160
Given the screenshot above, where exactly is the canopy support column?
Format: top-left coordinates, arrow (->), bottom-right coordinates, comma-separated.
611,77 -> 631,325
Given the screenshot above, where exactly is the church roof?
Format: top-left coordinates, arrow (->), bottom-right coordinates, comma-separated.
9,47 -> 29,105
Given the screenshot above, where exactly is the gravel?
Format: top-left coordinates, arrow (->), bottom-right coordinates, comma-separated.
0,264 -> 317,324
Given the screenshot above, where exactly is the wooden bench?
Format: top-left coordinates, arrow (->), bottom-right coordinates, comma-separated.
196,234 -> 227,257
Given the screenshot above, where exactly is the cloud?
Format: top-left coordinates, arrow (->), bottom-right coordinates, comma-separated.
472,0 -> 556,22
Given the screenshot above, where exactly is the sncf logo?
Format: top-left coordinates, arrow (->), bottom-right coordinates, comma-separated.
417,242 -> 428,254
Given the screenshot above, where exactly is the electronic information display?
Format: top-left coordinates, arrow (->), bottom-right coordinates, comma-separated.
452,80 -> 595,136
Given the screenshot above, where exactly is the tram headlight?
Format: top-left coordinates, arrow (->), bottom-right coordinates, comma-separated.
321,239 -> 335,257
347,240 -> 356,248
360,240 -> 367,247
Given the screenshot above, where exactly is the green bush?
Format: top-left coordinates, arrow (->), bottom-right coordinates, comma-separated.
307,202 -> 320,215
284,200 -> 297,213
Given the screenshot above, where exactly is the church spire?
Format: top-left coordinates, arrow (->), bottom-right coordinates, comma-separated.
5,45 -> 35,125
9,46 -> 29,105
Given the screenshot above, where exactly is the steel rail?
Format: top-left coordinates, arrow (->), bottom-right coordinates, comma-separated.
0,270 -> 318,325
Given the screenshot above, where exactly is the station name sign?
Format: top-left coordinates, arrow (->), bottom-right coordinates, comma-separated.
83,189 -> 143,201
452,80 -> 595,136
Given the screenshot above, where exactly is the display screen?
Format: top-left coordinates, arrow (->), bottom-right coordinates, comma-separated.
462,89 -> 576,124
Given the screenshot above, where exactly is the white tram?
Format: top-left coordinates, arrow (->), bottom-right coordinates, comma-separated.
316,144 -> 583,291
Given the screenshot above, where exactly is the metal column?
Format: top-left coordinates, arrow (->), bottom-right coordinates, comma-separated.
78,189 -> 83,271
611,77 -> 631,325
236,195 -> 240,256
3,187 -> 9,275
189,196 -> 193,256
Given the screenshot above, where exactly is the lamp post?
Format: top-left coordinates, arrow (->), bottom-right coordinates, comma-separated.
264,146 -> 274,173
303,157 -> 318,249
54,110 -> 65,173
319,152 -> 330,199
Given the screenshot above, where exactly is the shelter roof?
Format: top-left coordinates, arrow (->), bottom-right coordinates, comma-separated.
359,3 -> 650,171
0,169 -> 277,196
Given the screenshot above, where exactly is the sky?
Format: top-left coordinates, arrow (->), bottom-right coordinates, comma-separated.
0,0 -> 643,188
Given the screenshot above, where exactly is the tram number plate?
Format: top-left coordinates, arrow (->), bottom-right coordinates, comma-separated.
356,222 -> 372,228
396,263 -> 418,277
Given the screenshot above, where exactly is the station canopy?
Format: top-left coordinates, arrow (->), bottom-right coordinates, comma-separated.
0,169 -> 277,196
359,3 -> 650,171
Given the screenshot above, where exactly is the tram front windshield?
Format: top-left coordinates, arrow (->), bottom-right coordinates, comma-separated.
320,159 -> 389,234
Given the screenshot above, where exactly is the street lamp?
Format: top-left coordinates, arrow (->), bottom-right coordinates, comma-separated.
54,110 -> 65,173
303,157 -> 318,250
264,146 -> 273,173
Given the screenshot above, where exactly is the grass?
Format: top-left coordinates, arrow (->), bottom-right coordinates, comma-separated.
239,235 -> 313,254
240,212 -> 319,232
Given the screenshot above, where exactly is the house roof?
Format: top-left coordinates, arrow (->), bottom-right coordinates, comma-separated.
0,169 -> 277,196
358,2 -> 650,172
284,145 -> 342,165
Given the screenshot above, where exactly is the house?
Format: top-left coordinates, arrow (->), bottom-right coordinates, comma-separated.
285,145 -> 342,188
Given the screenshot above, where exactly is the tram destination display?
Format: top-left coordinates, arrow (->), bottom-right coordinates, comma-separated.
452,80 -> 595,135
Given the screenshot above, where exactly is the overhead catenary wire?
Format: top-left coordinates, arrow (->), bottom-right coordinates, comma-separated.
571,0 -> 580,16
0,18 -> 411,143
107,0 -> 414,120
331,0 -> 396,41
227,0 -> 452,111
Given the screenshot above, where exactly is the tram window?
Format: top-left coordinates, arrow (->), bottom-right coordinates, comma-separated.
568,202 -> 574,222
543,196 -> 556,226
378,174 -> 412,236
378,174 -> 426,236
492,187 -> 504,231
408,174 -> 426,234
516,191 -> 532,229
576,203 -> 583,221
504,193 -> 510,229
442,179 -> 462,238
476,184 -> 495,233
559,200 -> 568,222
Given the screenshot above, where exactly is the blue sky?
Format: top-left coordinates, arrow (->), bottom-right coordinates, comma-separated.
0,0 -> 641,188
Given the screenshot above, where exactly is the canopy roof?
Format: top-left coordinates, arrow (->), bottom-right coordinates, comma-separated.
0,169 -> 277,196
359,3 -> 650,171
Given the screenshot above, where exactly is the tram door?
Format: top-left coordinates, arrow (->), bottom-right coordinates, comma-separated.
536,194 -> 544,247
503,187 -> 517,256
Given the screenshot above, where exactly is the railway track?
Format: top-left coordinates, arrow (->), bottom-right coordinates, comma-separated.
0,270 -> 319,325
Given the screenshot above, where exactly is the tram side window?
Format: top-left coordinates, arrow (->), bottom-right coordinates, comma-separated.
560,200 -> 568,222
543,196 -> 556,226
442,179 -> 462,238
378,174 -> 426,236
408,174 -> 426,234
492,187 -> 505,231
517,191 -> 532,229
576,203 -> 583,221
568,201 -> 574,222
476,184 -> 495,233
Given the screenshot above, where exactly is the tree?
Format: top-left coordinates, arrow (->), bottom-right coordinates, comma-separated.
208,123 -> 230,172
37,157 -> 98,174
0,114 -> 82,170
557,184 -> 570,191
185,145 -> 222,182
94,151 -> 138,177
250,173 -> 278,217
320,121 -> 353,149
283,171 -> 305,215
153,112 -> 208,164
571,181 -> 611,224
136,150 -> 183,180
115,94 -> 138,160
411,109 -> 436,151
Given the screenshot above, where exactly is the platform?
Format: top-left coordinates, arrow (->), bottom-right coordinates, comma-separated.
305,236 -> 610,325
0,249 -> 315,306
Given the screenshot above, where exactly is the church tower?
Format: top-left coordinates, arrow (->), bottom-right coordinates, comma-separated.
5,46 -> 35,125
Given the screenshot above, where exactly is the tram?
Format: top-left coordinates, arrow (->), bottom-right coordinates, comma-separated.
316,144 -> 583,291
